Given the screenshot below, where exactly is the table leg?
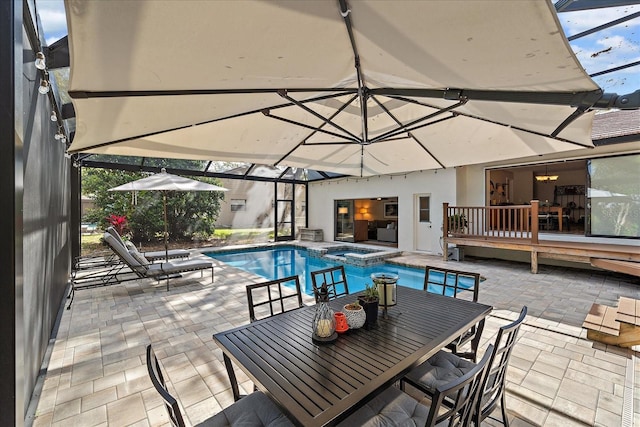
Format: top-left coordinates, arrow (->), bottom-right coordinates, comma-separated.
223,353 -> 241,402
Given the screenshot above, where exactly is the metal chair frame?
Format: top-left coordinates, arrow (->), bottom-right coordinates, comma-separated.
424,266 -> 483,361
146,345 -> 187,427
246,275 -> 304,323
425,344 -> 494,427
310,265 -> 349,303
472,306 -> 528,427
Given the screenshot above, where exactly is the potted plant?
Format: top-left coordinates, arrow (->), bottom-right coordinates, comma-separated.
343,300 -> 366,329
447,214 -> 468,233
358,283 -> 379,329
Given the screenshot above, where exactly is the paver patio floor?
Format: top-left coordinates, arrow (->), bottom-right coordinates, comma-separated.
29,243 -> 639,426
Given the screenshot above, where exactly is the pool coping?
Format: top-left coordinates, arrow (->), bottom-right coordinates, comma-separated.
199,240 -> 404,267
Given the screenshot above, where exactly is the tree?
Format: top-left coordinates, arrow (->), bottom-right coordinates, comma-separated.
82,168 -> 225,242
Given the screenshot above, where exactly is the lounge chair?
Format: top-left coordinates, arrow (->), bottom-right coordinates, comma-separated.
105,227 -> 190,262
104,233 -> 214,290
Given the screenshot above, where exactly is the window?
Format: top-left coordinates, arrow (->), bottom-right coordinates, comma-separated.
419,196 -> 430,222
230,199 -> 246,212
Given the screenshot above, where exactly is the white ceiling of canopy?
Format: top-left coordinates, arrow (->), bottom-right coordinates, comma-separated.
66,0 -> 601,177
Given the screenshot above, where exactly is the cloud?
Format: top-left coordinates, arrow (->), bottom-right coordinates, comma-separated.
36,0 -> 67,45
560,7 -> 640,91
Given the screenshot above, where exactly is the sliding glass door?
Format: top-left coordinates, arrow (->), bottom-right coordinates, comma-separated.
334,200 -> 354,242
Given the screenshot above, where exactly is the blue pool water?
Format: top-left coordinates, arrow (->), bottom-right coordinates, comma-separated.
325,247 -> 377,257
207,246 -> 473,297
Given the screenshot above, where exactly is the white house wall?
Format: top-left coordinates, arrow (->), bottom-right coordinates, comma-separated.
308,169 -> 457,254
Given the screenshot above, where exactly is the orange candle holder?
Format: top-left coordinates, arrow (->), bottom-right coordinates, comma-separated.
334,312 -> 349,333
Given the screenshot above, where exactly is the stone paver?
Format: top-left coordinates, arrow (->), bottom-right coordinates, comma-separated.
28,245 -> 639,426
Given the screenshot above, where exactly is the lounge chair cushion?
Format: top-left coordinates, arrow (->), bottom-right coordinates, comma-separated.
146,259 -> 212,277
198,390 -> 294,427
124,241 -> 151,266
142,248 -> 190,262
336,386 -> 428,427
403,350 -> 475,391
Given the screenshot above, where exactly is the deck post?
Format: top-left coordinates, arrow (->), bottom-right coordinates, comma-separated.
531,200 -> 539,244
443,203 -> 449,261
531,250 -> 538,274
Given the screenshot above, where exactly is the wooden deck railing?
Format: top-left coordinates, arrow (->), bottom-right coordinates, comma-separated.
443,201 -> 540,244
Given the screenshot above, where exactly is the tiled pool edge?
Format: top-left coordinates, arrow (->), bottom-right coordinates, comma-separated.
199,241 -> 404,268
307,245 -> 402,267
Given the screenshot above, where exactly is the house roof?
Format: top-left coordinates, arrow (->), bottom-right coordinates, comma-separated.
592,109 -> 640,141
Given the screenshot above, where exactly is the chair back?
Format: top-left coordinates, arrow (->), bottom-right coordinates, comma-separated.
424,266 -> 480,301
146,345 -> 186,427
426,343 -> 494,427
310,265 -> 349,303
425,266 -> 483,360
246,276 -> 304,322
476,306 -> 528,424
103,233 -> 149,276
105,226 -> 127,248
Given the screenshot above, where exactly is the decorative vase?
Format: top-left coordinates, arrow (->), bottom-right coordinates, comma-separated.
312,283 -> 337,343
358,297 -> 379,330
342,303 -> 366,329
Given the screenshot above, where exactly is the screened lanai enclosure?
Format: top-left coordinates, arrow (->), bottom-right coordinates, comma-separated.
5,1 -> 640,425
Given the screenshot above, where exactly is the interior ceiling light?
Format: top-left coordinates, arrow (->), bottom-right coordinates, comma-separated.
34,52 -> 46,70
50,111 -> 57,122
535,165 -> 559,182
38,79 -> 50,94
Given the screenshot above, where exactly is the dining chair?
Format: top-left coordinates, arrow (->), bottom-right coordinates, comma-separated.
246,276 -> 304,322
424,266 -> 484,361
337,344 -> 494,427
146,345 -> 294,427
401,306 -> 527,427
310,265 -> 349,303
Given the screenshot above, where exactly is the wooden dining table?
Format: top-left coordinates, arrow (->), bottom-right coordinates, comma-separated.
213,286 -> 492,427
540,206 -> 565,231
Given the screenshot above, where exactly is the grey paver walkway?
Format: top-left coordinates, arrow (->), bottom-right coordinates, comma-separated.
28,244 -> 639,426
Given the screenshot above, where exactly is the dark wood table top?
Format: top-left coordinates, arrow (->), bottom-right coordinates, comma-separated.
213,286 -> 492,427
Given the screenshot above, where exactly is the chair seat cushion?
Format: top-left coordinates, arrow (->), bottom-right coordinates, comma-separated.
337,386 -> 429,427
197,391 -> 294,427
404,350 -> 475,391
144,249 -> 190,261
146,260 -> 212,276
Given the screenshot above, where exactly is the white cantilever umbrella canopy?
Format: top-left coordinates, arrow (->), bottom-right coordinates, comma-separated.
66,0 -> 600,177
108,170 -> 229,193
109,169 -> 228,260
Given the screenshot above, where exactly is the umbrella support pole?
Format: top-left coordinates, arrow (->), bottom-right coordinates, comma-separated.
158,273 -> 182,291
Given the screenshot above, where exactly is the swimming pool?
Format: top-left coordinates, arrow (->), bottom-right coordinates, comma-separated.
207,246 -> 474,297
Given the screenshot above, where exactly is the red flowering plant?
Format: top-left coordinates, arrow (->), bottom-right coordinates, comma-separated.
107,214 -> 128,235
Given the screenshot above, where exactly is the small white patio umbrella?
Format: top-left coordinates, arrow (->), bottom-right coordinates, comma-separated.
109,168 -> 228,260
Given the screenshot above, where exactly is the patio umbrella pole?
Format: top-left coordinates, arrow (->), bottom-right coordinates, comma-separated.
163,191 -> 169,262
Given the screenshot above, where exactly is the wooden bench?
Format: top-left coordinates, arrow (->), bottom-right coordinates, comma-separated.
582,297 -> 640,348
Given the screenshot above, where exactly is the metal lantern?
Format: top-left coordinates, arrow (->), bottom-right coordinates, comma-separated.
312,283 -> 337,343
371,273 -> 398,319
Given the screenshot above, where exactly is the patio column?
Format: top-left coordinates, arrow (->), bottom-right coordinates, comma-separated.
442,202 -> 449,261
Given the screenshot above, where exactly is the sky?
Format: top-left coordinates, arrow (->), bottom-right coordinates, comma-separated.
35,0 -> 640,95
